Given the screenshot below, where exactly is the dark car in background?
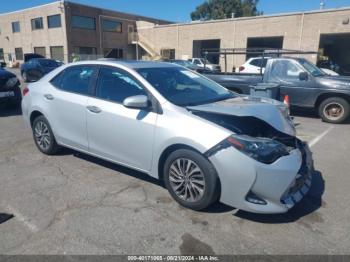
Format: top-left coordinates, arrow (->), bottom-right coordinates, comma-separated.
0,65 -> 21,108
21,58 -> 63,82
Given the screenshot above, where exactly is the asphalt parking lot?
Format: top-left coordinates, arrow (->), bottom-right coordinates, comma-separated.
0,70 -> 350,255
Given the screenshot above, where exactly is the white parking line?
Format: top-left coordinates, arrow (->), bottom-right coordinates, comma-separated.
308,126 -> 334,148
6,205 -> 39,233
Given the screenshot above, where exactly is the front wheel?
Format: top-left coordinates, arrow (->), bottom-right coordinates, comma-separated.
318,97 -> 350,124
32,115 -> 61,155
163,149 -> 220,211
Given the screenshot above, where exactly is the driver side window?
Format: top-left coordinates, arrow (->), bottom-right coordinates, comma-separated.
95,67 -> 147,104
269,60 -> 303,81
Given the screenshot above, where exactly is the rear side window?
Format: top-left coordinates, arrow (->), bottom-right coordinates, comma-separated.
250,58 -> 268,67
50,66 -> 95,95
95,67 -> 146,104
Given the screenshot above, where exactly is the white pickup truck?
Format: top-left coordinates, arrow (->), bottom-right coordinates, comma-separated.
189,58 -> 221,73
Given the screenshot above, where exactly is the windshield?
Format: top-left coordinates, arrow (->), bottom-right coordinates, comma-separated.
299,59 -> 325,77
38,59 -> 61,67
137,67 -> 234,106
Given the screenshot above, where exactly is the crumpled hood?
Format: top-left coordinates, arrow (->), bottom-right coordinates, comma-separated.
187,96 -> 296,136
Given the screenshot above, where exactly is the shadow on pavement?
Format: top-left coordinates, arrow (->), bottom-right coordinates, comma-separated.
57,148 -> 237,214
234,170 -> 325,223
60,148 -> 164,187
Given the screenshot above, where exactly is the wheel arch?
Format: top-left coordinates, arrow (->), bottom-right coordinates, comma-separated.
30,110 -> 45,127
315,92 -> 350,108
157,144 -> 221,188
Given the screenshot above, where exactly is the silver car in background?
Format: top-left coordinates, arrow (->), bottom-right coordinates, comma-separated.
22,60 -> 314,214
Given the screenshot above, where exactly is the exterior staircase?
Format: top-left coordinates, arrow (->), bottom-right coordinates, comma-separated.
129,32 -> 161,60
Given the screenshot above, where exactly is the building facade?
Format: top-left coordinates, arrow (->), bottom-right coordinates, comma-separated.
137,7 -> 350,71
0,1 -> 169,63
1,1 -> 350,71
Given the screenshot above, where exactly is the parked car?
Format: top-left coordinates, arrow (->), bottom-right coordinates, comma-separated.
236,57 -> 270,74
22,60 -> 314,214
189,58 -> 221,73
339,64 -> 350,76
239,57 -> 336,76
207,57 -> 350,124
24,53 -> 45,63
0,65 -> 21,108
166,59 -> 212,74
167,59 -> 200,70
21,58 -> 63,82
321,68 -> 339,76
317,60 -> 340,74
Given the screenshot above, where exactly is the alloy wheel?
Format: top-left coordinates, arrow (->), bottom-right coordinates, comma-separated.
169,158 -> 205,203
34,121 -> 51,151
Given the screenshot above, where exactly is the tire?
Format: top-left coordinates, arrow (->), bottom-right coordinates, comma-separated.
32,115 -> 60,155
318,97 -> 350,124
163,149 -> 220,211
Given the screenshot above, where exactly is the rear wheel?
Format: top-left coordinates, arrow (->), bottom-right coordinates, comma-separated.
318,97 -> 350,124
32,115 -> 60,155
163,149 -> 220,211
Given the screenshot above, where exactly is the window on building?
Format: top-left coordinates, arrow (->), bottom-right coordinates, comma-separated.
95,67 -> 146,104
12,21 -> 20,33
31,17 -> 44,30
34,47 -> 46,57
71,15 -> 96,30
15,48 -> 23,60
47,14 -> 61,28
102,19 -> 122,33
161,49 -> 175,60
103,48 -> 123,59
50,66 -> 96,95
0,49 -> 4,60
50,46 -> 64,61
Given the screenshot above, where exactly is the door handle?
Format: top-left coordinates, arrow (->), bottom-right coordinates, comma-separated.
44,94 -> 54,100
86,105 -> 102,114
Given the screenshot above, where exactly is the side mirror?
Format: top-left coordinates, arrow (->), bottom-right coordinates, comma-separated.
0,62 -> 6,68
123,95 -> 150,109
299,72 -> 308,81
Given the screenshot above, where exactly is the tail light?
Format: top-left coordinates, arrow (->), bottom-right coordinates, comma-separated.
239,66 -> 245,72
22,87 -> 29,96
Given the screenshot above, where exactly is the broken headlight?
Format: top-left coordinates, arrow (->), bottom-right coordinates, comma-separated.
226,135 -> 289,164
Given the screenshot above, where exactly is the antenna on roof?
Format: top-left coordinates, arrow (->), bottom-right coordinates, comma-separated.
320,0 -> 325,9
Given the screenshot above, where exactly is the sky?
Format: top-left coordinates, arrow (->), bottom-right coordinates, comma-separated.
1,0 -> 350,22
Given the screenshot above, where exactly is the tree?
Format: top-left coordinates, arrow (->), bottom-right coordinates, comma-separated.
191,0 -> 262,21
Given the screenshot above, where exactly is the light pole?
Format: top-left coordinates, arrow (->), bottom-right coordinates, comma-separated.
320,0 -> 325,10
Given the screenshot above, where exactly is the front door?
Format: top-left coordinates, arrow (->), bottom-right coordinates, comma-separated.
266,59 -> 316,107
86,66 -> 157,171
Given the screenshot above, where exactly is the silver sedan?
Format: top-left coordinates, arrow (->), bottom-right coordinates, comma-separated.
21,60 -> 314,214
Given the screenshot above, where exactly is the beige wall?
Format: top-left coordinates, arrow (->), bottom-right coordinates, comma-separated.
138,8 -> 350,71
0,1 -> 68,62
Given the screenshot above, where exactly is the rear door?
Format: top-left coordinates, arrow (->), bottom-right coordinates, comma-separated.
86,66 -> 158,171
47,65 -> 98,150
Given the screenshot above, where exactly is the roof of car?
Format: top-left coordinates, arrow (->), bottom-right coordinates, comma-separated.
74,60 -> 179,69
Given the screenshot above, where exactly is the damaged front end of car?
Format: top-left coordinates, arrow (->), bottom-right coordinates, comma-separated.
187,97 -> 314,213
